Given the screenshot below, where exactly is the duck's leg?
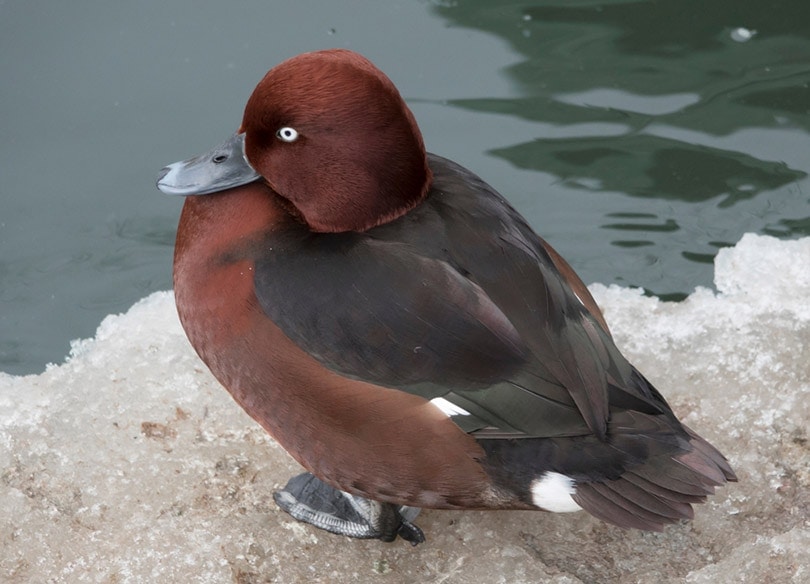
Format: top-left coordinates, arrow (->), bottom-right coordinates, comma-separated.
273,472 -> 425,545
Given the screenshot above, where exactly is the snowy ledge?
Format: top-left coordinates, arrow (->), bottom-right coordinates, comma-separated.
1,233 -> 808,583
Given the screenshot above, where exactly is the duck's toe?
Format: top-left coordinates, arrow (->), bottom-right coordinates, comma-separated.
273,472 -> 424,545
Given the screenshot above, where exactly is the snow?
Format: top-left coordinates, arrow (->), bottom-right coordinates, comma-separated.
1,233 -> 808,583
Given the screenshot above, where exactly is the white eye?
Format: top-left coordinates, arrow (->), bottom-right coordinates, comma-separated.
276,127 -> 299,143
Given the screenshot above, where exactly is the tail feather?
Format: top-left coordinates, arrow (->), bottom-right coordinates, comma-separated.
621,472 -> 707,505
573,482 -> 667,531
595,476 -> 694,519
632,457 -> 718,495
573,432 -> 736,530
674,450 -> 726,486
682,425 -> 737,482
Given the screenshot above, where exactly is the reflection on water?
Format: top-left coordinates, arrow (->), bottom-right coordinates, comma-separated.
491,134 -> 804,205
3,0 -> 809,373
431,0 -> 810,300
766,215 -> 810,237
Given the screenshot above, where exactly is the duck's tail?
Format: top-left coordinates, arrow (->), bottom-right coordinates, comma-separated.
572,426 -> 737,531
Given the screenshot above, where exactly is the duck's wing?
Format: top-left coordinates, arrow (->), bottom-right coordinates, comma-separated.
252,156 -> 666,441
254,228 -> 548,435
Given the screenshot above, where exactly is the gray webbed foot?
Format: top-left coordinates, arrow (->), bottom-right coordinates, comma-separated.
273,472 -> 425,545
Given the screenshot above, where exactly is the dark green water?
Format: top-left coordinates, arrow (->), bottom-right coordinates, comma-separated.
2,0 -> 809,375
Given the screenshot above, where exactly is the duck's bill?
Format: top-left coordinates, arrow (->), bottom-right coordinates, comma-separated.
156,132 -> 261,196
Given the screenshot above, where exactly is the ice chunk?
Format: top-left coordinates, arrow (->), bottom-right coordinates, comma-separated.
1,234 -> 808,582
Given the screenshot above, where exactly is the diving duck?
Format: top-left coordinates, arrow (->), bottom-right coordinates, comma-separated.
157,49 -> 735,544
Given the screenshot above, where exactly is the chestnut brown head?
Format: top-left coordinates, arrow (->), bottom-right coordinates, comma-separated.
240,49 -> 432,232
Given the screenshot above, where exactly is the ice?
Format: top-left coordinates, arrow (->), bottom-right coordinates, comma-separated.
1,233 -> 808,583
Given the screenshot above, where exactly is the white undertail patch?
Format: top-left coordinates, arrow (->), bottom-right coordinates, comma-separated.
530,472 -> 582,513
430,397 -> 471,418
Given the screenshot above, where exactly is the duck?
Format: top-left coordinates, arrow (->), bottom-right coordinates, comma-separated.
156,49 -> 736,544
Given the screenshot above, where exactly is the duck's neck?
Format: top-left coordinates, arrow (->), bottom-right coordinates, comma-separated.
173,186 -> 283,358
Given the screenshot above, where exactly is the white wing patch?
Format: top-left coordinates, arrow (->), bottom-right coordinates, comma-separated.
530,472 -> 582,513
430,397 -> 471,418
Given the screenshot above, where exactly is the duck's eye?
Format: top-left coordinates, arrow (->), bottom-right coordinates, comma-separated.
276,127 -> 299,143
212,154 -> 228,163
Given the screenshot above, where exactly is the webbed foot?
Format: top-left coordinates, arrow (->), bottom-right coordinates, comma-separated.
273,472 -> 425,545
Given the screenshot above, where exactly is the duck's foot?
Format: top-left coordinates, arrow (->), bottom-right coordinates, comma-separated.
273,472 -> 425,545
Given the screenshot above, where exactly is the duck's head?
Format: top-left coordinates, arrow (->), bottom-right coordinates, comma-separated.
157,49 -> 432,233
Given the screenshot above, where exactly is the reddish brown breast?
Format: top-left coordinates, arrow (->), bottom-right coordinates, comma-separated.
173,185 -> 497,509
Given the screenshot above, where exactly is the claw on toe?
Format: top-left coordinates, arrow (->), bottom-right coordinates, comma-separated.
397,519 -> 426,545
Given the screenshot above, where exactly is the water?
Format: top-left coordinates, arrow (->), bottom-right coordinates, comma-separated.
2,0 -> 809,375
